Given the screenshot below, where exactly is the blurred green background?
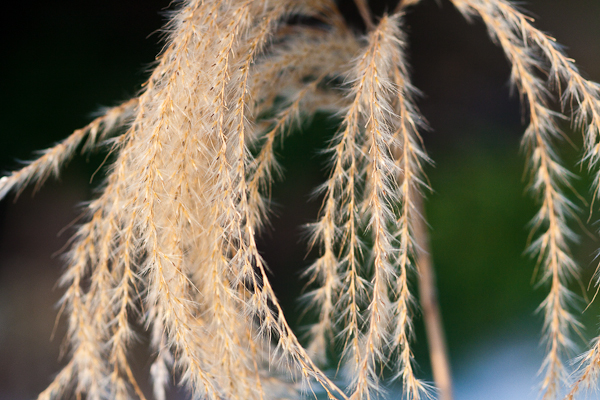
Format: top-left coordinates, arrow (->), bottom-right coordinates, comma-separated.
1,1 -> 599,399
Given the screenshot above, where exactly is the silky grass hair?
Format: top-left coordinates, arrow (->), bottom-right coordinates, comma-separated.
2,1 -> 600,399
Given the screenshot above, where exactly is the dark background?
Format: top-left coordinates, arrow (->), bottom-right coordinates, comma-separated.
1,1 -> 599,399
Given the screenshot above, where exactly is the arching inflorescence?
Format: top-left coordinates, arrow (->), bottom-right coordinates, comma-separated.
1,1 -> 600,400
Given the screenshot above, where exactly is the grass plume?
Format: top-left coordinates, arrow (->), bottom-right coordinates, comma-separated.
2,1 -> 600,400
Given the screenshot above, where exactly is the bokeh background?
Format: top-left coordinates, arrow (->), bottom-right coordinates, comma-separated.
1,1 -> 599,399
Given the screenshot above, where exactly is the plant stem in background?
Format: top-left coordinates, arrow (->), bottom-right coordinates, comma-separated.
414,193 -> 454,400
353,0 -> 374,31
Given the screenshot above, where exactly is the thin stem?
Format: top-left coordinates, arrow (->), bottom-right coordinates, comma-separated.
353,0 -> 374,32
413,193 -> 453,400
394,0 -> 423,14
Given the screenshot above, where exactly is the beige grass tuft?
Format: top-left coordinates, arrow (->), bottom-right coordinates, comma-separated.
2,1 -> 600,400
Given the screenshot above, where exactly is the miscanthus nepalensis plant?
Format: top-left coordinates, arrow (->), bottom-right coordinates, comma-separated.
1,0 -> 600,399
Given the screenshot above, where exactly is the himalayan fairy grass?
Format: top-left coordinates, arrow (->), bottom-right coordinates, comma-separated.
1,0 -> 600,399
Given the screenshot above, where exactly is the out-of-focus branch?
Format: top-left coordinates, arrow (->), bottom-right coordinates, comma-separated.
395,0 -> 424,13
353,0 -> 374,31
413,192 -> 454,400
